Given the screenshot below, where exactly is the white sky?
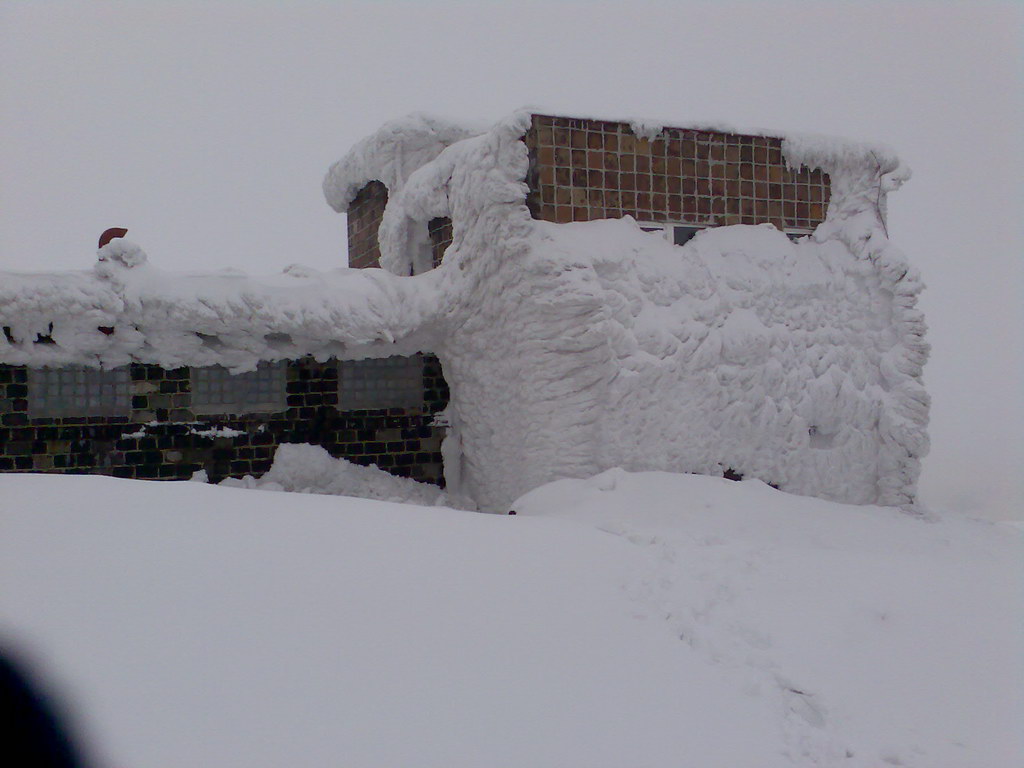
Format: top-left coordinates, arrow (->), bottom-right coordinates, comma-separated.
1,1 -> 1021,519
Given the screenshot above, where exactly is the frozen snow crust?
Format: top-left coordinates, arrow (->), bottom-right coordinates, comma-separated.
0,110 -> 929,509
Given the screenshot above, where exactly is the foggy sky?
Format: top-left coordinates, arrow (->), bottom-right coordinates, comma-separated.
1,1 -> 1020,519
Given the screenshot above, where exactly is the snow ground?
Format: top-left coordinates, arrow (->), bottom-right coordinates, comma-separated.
0,471 -> 1020,768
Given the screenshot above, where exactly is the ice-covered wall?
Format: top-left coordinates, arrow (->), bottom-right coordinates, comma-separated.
323,111 -> 929,509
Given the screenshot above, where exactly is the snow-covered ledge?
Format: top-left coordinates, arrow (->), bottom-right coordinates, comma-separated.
0,239 -> 442,371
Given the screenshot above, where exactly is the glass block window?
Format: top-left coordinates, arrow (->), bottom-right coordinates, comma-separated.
191,361 -> 286,415
338,355 -> 424,410
28,366 -> 131,418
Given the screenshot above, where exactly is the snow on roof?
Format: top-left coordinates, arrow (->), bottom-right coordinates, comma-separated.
322,112 -> 485,213
323,108 -> 908,215
530,108 -> 907,178
0,239 -> 441,371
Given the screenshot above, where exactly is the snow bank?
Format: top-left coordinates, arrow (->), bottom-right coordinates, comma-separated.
0,471 -> 1018,767
219,443 -> 454,506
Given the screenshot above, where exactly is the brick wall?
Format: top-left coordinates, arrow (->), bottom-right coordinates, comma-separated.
347,180 -> 388,269
524,114 -> 830,231
0,356 -> 449,485
348,187 -> 454,272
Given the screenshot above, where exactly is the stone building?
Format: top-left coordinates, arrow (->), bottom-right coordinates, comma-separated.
0,111 -> 929,510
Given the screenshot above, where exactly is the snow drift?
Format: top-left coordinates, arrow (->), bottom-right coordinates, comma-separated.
220,443 -> 453,507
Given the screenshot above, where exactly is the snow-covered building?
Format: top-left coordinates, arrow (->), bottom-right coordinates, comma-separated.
0,111 -> 929,510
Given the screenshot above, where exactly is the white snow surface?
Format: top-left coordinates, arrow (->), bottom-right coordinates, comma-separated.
0,110 -> 929,508
0,471 -> 1019,768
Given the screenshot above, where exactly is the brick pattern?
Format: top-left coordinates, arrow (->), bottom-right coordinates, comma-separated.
129,364 -> 192,422
347,180 -> 388,269
428,217 -> 453,268
524,114 -> 830,231
0,356 -> 449,485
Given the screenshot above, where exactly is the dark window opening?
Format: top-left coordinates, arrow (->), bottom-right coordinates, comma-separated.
672,226 -> 702,246
428,217 -> 453,268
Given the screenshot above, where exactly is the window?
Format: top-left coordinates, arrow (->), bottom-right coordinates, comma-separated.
672,225 -> 702,246
338,355 -> 424,410
639,222 -> 705,246
191,361 -> 286,415
28,366 -> 131,418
